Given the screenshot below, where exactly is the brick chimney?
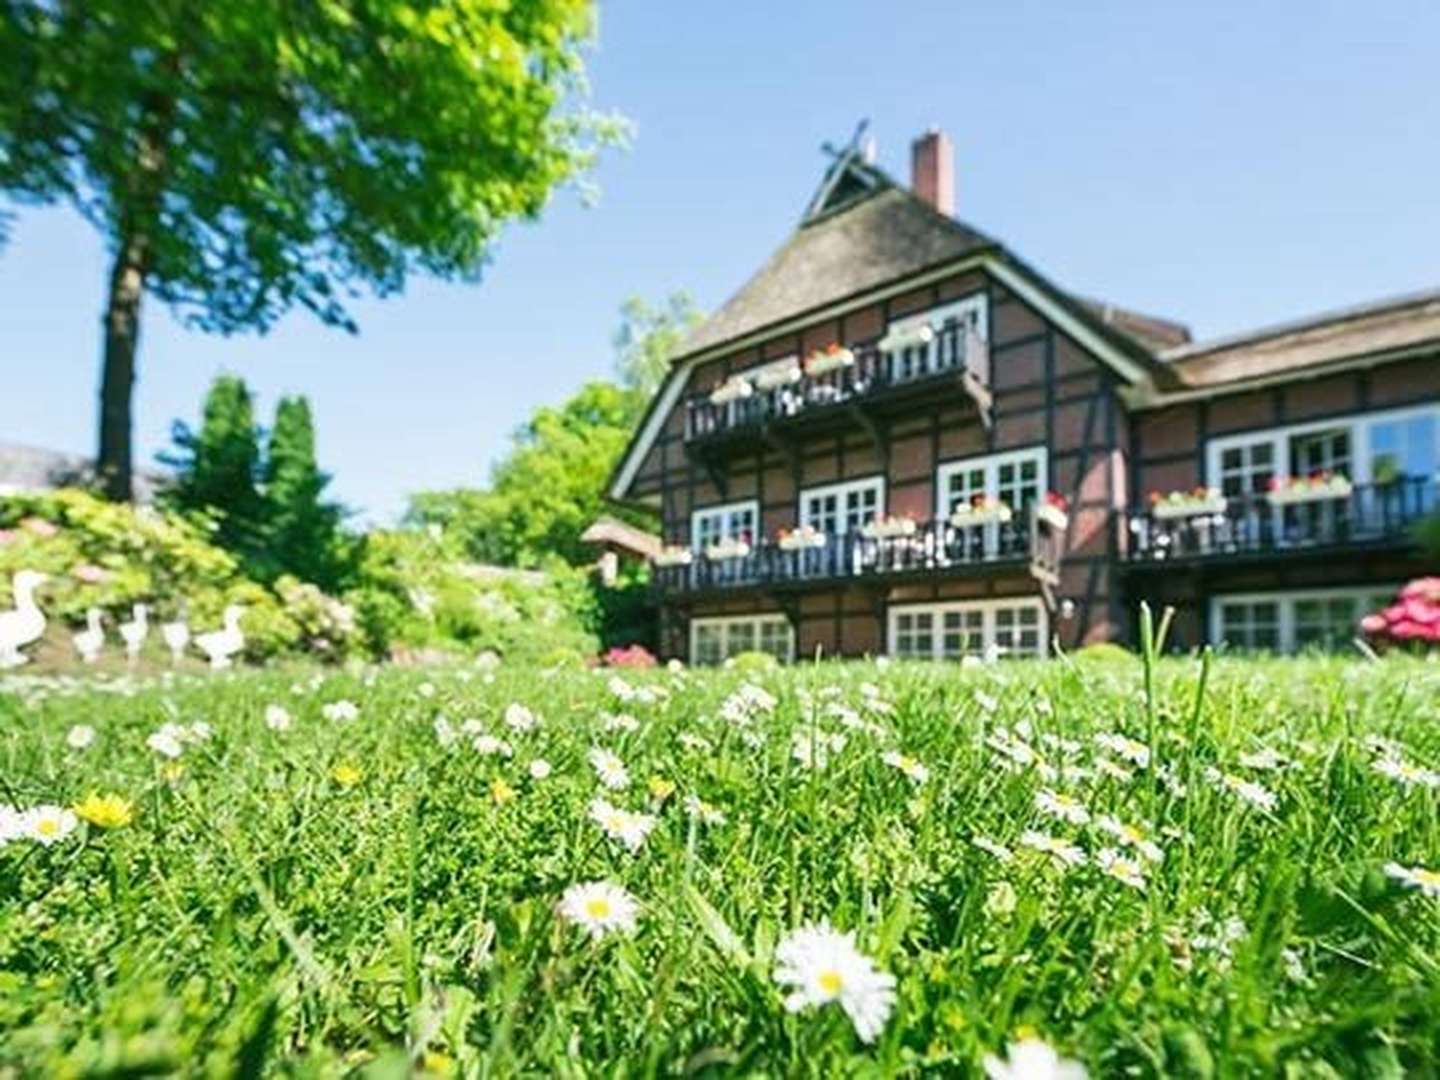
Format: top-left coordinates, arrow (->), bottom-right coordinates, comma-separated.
911,128 -> 954,217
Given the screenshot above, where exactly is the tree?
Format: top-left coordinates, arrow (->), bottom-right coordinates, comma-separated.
409,294 -> 703,567
263,395 -> 347,589
613,292 -> 703,396
160,373 -> 265,559
0,0 -> 618,500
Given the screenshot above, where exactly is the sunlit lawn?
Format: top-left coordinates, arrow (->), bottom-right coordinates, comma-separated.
1,648 -> 1438,1075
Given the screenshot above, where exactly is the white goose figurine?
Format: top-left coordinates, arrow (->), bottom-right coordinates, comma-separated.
119,603 -> 149,666
72,607 -> 106,664
0,570 -> 50,669
195,605 -> 245,670
161,614 -> 191,666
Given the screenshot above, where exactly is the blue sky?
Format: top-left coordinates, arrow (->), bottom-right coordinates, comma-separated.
4,1 -> 1438,521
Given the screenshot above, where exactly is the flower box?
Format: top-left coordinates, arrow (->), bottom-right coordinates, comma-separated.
1149,488 -> 1228,520
708,377 -> 753,406
777,526 -> 827,551
1036,493 -> 1069,532
804,344 -> 855,377
949,497 -> 1013,528
878,323 -> 935,353
753,362 -> 802,391
860,515 -> 917,541
704,537 -> 752,561
652,546 -> 694,568
1267,474 -> 1353,506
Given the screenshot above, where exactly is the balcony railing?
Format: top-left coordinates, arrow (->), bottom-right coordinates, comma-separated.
1126,477 -> 1435,563
684,322 -> 989,442
652,514 -> 1034,596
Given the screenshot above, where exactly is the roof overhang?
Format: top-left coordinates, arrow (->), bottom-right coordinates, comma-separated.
609,251 -> 1161,501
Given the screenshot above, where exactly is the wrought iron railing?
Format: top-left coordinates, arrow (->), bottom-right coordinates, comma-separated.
684,322 -> 988,442
1125,477 -> 1435,562
652,512 -> 1033,595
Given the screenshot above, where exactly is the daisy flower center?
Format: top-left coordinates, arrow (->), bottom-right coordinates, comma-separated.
817,969 -> 844,995
1417,869 -> 1440,887
37,819 -> 58,836
585,898 -> 612,919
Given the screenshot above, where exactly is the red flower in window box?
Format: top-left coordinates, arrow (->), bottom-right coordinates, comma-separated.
1036,492 -> 1069,531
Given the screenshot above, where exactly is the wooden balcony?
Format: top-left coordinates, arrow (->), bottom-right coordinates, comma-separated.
653,506 -> 1062,601
1124,478 -> 1434,566
683,323 -> 991,461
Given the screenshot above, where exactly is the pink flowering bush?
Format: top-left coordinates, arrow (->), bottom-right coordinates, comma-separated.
603,644 -> 657,669
1361,578 -> 1440,647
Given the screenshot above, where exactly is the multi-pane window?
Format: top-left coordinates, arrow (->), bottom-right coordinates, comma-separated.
690,615 -> 793,664
1217,441 -> 1276,497
799,477 -> 884,535
937,447 -> 1047,515
1291,428 -> 1350,477
889,599 -> 1047,660
1212,589 -> 1397,653
691,501 -> 758,550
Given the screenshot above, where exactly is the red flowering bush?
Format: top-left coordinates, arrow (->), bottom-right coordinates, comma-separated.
603,644 -> 658,669
1361,578 -> 1440,646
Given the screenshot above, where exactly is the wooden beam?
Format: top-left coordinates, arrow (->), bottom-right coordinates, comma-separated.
845,403 -> 889,469
960,369 -> 994,430
685,445 -> 728,499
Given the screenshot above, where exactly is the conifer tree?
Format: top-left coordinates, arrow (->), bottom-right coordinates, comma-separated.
263,396 -> 345,589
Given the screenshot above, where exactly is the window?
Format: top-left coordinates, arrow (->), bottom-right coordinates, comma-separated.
691,500 -> 758,550
1211,587 -> 1397,654
1208,405 -> 1440,491
888,598 -> 1047,660
799,476 -> 884,535
690,615 -> 794,664
879,294 -> 988,382
937,447 -> 1047,516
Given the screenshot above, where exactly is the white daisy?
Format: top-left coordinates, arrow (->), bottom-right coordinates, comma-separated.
773,922 -> 896,1044
25,805 -> 79,846
881,750 -> 930,784
1385,861 -> 1440,897
1095,815 -> 1164,862
1205,768 -> 1277,812
589,797 -> 656,853
1238,747 -> 1288,771
603,712 -> 641,734
974,690 -> 999,714
558,880 -> 640,939
188,721 -> 212,742
1373,758 -> 1440,789
1094,732 -> 1150,768
321,700 -> 359,722
1094,757 -> 1134,783
146,728 -> 184,759
983,1037 -> 1087,1080
504,703 -> 538,732
0,805 -> 27,845
683,794 -> 727,825
589,748 -> 630,790
1019,830 -> 1086,867
1096,847 -> 1147,889
433,716 -> 457,748
460,718 -> 485,736
791,730 -> 846,769
1035,789 -> 1091,825
528,758 -> 553,781
474,734 -> 514,758
972,836 -> 1014,863
677,731 -> 713,753
66,724 -> 95,750
264,705 -> 292,732
417,681 -> 436,699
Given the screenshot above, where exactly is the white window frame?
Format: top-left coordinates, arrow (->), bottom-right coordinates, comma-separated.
935,446 -> 1048,516
1209,585 -> 1398,654
690,614 -> 794,664
1206,404 -> 1440,489
887,597 -> 1048,661
882,293 -> 988,346
798,475 -> 886,535
690,499 -> 759,551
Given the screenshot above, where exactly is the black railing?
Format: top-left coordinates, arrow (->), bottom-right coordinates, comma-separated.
684,322 -> 988,442
1126,477 -> 1435,562
652,513 -> 1031,595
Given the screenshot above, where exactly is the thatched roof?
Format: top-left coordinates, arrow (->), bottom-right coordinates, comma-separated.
1162,287 -> 1440,389
677,164 -> 994,359
581,516 -> 662,560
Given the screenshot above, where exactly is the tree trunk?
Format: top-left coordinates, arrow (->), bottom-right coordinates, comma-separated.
97,229 -> 148,502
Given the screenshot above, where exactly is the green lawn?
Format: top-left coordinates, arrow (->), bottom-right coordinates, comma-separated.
1,648 -> 1437,1076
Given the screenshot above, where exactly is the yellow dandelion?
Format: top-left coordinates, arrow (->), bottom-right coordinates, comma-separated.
73,792 -> 134,829
647,776 -> 676,802
489,777 -> 517,805
332,763 -> 363,788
